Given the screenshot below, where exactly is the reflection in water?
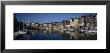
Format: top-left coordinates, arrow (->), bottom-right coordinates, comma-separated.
14,30 -> 97,40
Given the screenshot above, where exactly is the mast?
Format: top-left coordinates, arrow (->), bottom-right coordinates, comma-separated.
23,20 -> 25,30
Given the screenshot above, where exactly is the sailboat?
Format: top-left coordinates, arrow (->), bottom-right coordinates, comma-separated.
14,21 -> 27,36
21,21 -> 27,34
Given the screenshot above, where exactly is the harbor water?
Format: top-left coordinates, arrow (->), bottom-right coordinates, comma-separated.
14,30 -> 97,40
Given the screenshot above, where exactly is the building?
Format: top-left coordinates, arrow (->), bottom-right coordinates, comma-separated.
79,16 -> 85,27
43,23 -> 48,27
70,18 -> 80,28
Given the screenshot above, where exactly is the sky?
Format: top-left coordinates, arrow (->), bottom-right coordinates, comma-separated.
15,13 -> 96,24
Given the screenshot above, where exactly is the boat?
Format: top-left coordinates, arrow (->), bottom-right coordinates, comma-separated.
14,21 -> 27,36
15,30 -> 26,34
86,30 -> 97,33
14,30 -> 27,37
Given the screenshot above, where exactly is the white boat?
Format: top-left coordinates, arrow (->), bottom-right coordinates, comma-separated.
14,21 -> 27,36
14,30 -> 27,36
86,30 -> 97,33
18,30 -> 27,34
81,29 -> 87,31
